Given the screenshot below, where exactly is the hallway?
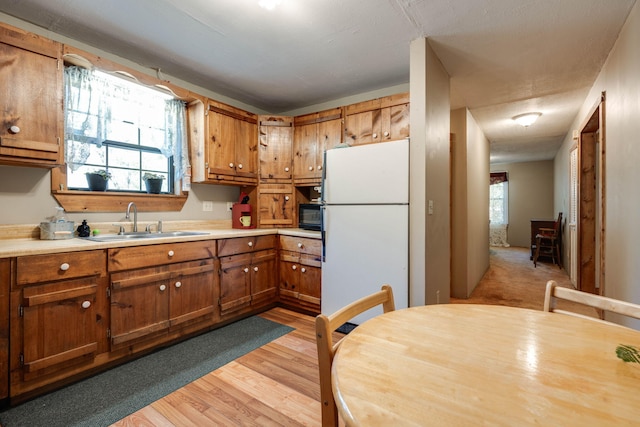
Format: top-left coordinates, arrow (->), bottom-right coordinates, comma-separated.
451,246 -> 597,317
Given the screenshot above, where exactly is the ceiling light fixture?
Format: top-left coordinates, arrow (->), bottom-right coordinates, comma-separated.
512,112 -> 542,127
259,0 -> 281,10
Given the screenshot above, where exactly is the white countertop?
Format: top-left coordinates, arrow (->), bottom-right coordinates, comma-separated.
0,226 -> 320,258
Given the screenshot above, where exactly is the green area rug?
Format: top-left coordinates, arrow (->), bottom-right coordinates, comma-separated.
0,316 -> 293,427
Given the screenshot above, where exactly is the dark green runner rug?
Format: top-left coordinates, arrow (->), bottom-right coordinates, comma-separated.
0,316 -> 293,427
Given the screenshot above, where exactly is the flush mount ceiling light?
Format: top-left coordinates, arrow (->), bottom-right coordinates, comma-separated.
512,112 -> 542,127
259,0 -> 282,10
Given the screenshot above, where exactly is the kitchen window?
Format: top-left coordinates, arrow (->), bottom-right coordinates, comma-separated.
64,67 -> 187,193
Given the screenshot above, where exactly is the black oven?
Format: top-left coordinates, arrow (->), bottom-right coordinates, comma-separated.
298,203 -> 322,231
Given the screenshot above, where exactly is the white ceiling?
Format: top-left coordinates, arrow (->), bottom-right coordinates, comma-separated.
1,0 -> 636,163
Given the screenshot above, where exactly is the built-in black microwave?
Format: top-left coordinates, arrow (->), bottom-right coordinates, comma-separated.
298,203 -> 322,231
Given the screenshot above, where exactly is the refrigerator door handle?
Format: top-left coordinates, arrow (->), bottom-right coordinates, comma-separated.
321,205 -> 326,262
320,150 -> 327,204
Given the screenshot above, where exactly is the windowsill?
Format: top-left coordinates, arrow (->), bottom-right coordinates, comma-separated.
52,190 -> 188,213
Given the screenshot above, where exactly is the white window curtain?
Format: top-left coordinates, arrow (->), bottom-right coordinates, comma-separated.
489,172 -> 510,247
64,66 -> 189,182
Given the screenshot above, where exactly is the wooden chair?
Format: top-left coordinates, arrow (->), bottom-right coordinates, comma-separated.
534,212 -> 562,268
543,280 -> 640,325
315,284 -> 395,427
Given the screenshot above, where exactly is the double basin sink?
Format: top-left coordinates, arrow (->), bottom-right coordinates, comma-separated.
86,231 -> 209,242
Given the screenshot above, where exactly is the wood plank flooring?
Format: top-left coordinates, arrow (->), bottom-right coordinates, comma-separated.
110,308 -> 330,426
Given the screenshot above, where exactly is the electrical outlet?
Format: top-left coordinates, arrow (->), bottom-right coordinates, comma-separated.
202,201 -> 213,212
226,202 -> 234,212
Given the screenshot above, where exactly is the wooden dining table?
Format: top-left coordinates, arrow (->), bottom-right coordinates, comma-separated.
331,304 -> 640,426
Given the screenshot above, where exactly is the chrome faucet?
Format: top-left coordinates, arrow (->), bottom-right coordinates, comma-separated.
126,202 -> 138,232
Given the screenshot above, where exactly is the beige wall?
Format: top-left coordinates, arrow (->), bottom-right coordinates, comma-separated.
451,108 -> 490,298
555,1 -> 640,329
410,38 -> 451,305
490,161 -> 555,248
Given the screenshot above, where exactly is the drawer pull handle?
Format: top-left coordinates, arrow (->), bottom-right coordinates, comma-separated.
159,284 -> 166,291
244,268 -> 249,273
292,265 -> 297,270
297,242 -> 303,248
175,281 -> 182,288
254,266 -> 259,272
248,241 -> 253,247
168,250 -> 175,257
60,263 -> 70,271
10,125 -> 20,134
301,267 -> 306,273
81,300 -> 91,309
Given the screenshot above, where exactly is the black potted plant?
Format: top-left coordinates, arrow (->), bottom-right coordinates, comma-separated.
85,169 -> 111,191
143,172 -> 165,194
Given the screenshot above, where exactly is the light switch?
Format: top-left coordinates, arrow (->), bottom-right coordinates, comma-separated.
428,200 -> 434,215
202,201 -> 213,212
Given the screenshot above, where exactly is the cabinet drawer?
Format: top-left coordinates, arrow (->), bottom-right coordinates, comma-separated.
217,235 -> 276,257
108,241 -> 215,272
16,250 -> 106,286
280,236 -> 321,256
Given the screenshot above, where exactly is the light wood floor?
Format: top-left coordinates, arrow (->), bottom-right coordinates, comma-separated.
112,247 -> 584,426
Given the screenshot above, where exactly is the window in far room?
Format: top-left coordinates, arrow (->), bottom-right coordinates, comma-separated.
489,171 -> 509,247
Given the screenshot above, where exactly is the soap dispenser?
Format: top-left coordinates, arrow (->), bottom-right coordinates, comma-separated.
77,220 -> 91,237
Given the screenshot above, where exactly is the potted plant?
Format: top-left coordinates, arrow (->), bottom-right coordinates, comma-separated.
143,172 -> 165,194
85,169 -> 111,191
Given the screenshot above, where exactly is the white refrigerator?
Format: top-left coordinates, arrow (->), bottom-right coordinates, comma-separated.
321,138 -> 409,325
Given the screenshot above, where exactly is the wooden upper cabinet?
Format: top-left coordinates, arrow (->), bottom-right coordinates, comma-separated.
293,108 -> 342,185
259,115 -> 293,182
189,99 -> 258,185
0,23 -> 63,167
344,92 -> 409,146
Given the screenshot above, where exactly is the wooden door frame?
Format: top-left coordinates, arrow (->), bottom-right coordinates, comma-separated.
576,92 -> 606,295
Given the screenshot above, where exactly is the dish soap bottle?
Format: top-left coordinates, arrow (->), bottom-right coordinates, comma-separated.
77,219 -> 91,237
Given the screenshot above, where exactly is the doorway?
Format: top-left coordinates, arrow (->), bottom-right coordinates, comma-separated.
574,92 -> 606,294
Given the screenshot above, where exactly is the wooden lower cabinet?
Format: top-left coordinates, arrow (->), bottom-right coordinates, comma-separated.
10,250 -> 108,399
218,235 -> 278,319
279,236 -> 322,314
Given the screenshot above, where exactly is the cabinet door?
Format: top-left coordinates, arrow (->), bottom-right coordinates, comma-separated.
381,103 -> 410,141
234,118 -> 258,179
344,109 -> 381,146
297,264 -> 321,311
293,122 -> 318,181
259,117 -> 293,180
279,258 -> 300,302
0,32 -> 62,166
258,184 -> 295,227
109,266 -> 170,347
21,278 -> 98,378
219,253 -> 252,316
168,259 -> 217,329
318,117 -> 342,160
250,249 -> 277,307
207,111 -> 237,177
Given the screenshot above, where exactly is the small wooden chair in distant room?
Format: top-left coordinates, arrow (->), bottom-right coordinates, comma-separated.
534,212 -> 562,268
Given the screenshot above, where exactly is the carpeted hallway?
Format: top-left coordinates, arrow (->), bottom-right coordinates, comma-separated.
451,246 -> 597,317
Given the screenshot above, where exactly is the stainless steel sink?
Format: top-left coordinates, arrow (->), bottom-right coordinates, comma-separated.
86,231 -> 209,242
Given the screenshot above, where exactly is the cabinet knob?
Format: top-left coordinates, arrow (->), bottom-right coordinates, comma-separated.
254,266 -> 259,272
9,125 -> 20,134
81,300 -> 91,309
373,132 -> 378,139
60,263 -> 70,271
248,241 -> 253,247
159,284 -> 166,291
308,166 -> 314,171
297,242 -> 303,248
301,267 -> 306,273
238,163 -> 243,169
168,250 -> 175,257
285,196 -> 290,201
318,165 -> 322,170
229,162 -> 234,168
292,265 -> 297,270
284,167 -> 290,172
384,131 -> 390,137
244,267 -> 249,273
175,281 -> 182,288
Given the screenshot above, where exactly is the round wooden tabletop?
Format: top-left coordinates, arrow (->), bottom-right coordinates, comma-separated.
331,304 -> 640,426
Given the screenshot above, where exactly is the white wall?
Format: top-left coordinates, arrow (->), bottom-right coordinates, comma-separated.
555,1 -> 640,329
451,108 -> 490,298
491,160 -> 555,248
